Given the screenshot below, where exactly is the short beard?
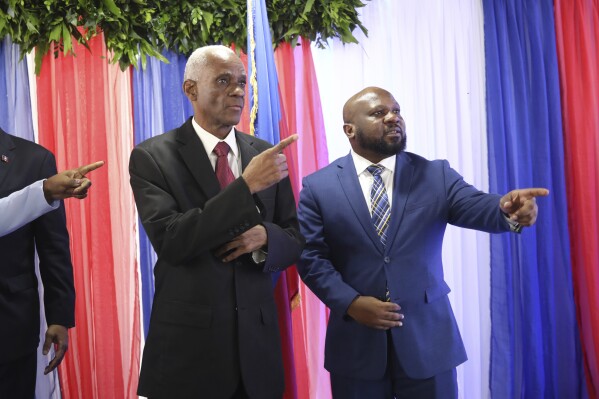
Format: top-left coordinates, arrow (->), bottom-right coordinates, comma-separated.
356,130 -> 407,157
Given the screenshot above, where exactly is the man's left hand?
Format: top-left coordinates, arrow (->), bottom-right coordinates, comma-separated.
43,324 -> 69,375
499,188 -> 549,227
215,225 -> 267,262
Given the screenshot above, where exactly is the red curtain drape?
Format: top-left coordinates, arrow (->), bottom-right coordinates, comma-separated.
36,34 -> 140,398
275,38 -> 332,399
554,1 -> 599,397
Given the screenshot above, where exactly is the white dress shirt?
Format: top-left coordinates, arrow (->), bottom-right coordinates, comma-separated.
0,179 -> 58,237
192,118 -> 241,177
351,150 -> 396,215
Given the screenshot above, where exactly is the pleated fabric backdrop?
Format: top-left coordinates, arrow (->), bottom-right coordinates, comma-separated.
0,1 -> 597,398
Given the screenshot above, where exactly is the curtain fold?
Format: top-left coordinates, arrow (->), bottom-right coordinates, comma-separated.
483,0 -> 586,397
554,0 -> 599,397
36,34 -> 139,399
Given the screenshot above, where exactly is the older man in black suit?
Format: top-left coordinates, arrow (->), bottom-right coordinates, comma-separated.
129,45 -> 303,399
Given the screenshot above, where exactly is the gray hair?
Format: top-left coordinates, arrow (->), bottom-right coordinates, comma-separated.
183,45 -> 236,82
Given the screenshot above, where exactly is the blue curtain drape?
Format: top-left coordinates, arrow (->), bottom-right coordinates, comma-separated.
0,36 -> 34,138
132,51 -> 192,336
483,1 -> 586,397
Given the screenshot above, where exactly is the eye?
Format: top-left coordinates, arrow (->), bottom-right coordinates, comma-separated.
392,109 -> 401,115
217,78 -> 229,85
238,81 -> 246,88
372,110 -> 384,116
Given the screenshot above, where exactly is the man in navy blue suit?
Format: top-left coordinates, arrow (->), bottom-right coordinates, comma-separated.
297,86 -> 548,398
0,128 -> 87,398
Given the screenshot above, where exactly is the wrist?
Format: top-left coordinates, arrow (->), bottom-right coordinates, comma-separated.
42,179 -> 53,204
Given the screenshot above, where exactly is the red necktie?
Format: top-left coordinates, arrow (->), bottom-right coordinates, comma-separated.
213,141 -> 236,189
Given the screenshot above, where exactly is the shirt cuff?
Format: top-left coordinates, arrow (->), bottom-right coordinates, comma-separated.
251,249 -> 267,264
502,213 -> 522,233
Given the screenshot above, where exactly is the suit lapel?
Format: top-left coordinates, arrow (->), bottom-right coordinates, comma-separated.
0,129 -> 16,191
385,153 -> 414,250
337,154 -> 385,254
176,118 -> 221,200
235,130 -> 259,171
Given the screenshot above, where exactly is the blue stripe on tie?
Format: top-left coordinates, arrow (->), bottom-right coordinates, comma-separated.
367,165 -> 391,246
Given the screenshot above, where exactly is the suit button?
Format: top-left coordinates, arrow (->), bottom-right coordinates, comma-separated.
235,306 -> 238,311
384,256 -> 390,263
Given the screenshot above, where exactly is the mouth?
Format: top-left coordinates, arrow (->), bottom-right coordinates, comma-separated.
384,128 -> 403,138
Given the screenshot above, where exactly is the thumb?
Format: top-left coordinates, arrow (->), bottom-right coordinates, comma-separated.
42,332 -> 53,355
500,192 -> 517,212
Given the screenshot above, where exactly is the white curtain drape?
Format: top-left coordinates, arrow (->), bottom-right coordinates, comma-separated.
311,1 -> 491,397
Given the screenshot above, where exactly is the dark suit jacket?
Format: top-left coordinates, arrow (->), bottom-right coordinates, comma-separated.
129,118 -> 303,399
297,152 -> 511,380
0,128 -> 74,364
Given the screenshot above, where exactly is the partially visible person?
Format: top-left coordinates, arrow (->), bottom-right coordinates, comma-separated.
130,45 -> 303,398
0,160 -> 104,237
0,128 -> 78,398
297,86 -> 549,399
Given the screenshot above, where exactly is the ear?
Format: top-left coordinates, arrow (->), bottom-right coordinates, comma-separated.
183,80 -> 197,101
343,123 -> 355,139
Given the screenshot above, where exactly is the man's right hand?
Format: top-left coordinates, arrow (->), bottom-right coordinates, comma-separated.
242,135 -> 298,194
346,296 -> 404,330
43,160 -> 105,202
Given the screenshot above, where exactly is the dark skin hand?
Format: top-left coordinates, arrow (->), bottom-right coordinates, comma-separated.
43,160 -> 105,203
215,225 -> 267,262
214,135 -> 299,262
242,135 -> 298,194
42,324 -> 69,374
498,188 -> 549,226
347,296 -> 404,330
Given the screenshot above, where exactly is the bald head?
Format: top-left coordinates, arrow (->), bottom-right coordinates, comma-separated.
341,86 -> 406,163
343,87 -> 395,123
183,45 -> 240,82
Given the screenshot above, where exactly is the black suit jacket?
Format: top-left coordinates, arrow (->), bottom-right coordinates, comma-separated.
0,128 -> 74,364
129,118 -> 303,399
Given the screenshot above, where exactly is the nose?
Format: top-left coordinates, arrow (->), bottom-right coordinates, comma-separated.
384,112 -> 400,124
230,84 -> 245,97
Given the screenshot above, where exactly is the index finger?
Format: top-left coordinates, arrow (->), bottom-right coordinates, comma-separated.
520,188 -> 550,198
76,160 -> 105,176
267,134 -> 298,154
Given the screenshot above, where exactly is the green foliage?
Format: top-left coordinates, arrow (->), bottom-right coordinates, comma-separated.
0,0 -> 368,74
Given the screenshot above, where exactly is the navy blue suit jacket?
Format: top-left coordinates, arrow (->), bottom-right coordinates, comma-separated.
0,128 -> 74,364
297,151 -> 511,380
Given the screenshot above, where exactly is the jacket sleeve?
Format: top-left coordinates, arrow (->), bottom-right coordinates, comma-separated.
33,152 -> 75,328
261,174 -> 304,273
297,178 -> 360,315
130,145 -> 265,265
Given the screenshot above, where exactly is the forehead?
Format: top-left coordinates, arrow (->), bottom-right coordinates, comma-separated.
357,91 -> 399,110
200,53 -> 246,79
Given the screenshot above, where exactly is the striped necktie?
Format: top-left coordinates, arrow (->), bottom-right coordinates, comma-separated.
367,164 -> 390,246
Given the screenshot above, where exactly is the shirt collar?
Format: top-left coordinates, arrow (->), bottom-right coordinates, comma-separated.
191,117 -> 238,158
350,150 -> 396,175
